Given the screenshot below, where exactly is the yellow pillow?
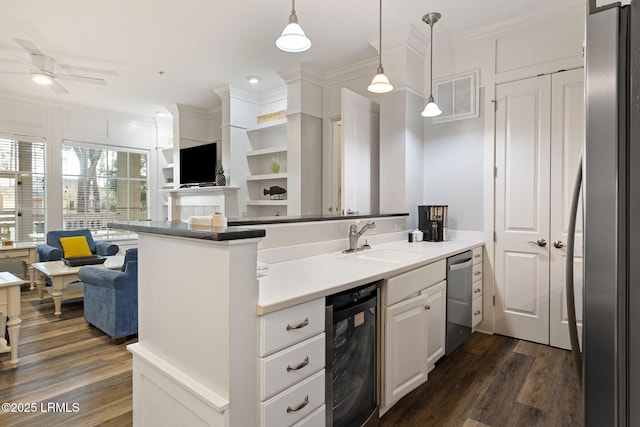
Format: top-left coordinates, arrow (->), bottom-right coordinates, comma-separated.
59,236 -> 92,258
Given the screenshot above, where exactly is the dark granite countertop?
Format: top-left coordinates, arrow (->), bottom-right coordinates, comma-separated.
226,212 -> 408,226
108,221 -> 266,241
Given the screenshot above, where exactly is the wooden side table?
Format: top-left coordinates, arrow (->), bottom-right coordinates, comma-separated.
0,243 -> 38,291
0,271 -> 23,368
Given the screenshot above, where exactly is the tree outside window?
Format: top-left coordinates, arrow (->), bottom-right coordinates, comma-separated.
62,143 -> 148,237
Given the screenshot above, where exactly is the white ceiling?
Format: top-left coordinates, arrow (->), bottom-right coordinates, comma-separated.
0,0 -> 584,118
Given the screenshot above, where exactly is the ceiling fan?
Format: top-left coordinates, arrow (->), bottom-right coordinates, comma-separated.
0,38 -> 107,94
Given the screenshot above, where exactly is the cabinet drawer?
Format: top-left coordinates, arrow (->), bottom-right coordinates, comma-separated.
472,297 -> 483,327
472,246 -> 483,265
0,249 -> 30,259
385,260 -> 446,306
472,263 -> 482,282
292,405 -> 326,427
260,298 -> 325,357
259,333 -> 325,401
260,370 -> 325,427
472,280 -> 483,299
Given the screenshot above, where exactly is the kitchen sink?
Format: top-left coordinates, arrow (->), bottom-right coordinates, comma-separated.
338,248 -> 426,264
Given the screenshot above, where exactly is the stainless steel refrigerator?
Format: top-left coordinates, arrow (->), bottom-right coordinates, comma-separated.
578,1 -> 640,425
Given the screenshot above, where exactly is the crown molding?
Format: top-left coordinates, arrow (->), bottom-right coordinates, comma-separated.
277,63 -> 326,87
0,89 -> 156,126
450,3 -> 585,44
370,24 -> 428,59
325,57 -> 379,87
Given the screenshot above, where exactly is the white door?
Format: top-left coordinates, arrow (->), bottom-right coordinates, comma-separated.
383,294 -> 428,408
495,70 -> 584,347
340,88 -> 380,214
495,75 -> 552,344
549,68 -> 584,350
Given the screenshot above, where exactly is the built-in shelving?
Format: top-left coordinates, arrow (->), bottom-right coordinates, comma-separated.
246,119 -> 287,133
246,200 -> 288,206
246,173 -> 288,181
246,145 -> 287,157
245,118 -> 288,217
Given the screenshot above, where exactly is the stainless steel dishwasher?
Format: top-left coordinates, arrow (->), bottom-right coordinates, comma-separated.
446,251 -> 473,355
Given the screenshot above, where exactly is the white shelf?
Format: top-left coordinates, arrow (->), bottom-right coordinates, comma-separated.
246,145 -> 287,157
157,145 -> 174,151
246,200 -> 288,206
246,119 -> 287,133
162,163 -> 174,169
246,173 -> 288,181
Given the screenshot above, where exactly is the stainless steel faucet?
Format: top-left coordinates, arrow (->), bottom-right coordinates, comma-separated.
345,220 -> 376,252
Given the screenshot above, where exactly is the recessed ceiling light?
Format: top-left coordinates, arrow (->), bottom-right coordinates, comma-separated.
247,76 -> 260,85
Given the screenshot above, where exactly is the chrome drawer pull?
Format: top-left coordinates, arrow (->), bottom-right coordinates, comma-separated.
474,271 -> 481,276
287,356 -> 310,372
286,318 -> 309,331
474,310 -> 481,315
474,253 -> 481,258
474,288 -> 482,293
286,396 -> 309,413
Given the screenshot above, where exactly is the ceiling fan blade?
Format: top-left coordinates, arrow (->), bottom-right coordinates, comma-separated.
50,79 -> 69,94
55,74 -> 107,85
0,71 -> 30,75
55,62 -> 119,77
12,38 -> 44,55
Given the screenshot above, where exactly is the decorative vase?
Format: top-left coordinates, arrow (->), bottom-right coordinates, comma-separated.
270,157 -> 280,174
216,166 -> 226,186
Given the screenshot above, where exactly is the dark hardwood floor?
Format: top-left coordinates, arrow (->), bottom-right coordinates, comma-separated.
1,289 -> 583,426
0,288 -> 135,427
380,332 -> 584,427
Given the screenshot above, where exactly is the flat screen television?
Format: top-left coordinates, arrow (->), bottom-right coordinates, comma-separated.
179,143 -> 217,186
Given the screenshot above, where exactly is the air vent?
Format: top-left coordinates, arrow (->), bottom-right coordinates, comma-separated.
433,69 -> 480,123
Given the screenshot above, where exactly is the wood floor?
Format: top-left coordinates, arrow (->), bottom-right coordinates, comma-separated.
380,332 -> 584,427
1,289 -> 583,427
0,287 -> 135,427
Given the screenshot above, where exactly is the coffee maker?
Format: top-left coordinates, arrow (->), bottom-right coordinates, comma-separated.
418,205 -> 448,241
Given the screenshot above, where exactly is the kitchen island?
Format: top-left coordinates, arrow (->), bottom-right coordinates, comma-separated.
110,220 -> 482,426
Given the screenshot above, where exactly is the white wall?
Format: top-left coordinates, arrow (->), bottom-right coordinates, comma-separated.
0,91 -> 156,232
423,5 -> 585,233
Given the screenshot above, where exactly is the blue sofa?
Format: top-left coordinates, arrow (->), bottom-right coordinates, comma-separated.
37,229 -> 120,261
78,248 -> 138,344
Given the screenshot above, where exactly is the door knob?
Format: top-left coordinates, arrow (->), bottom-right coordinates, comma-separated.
553,240 -> 565,248
528,238 -> 547,247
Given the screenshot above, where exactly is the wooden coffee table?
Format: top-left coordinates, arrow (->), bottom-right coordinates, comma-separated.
0,271 -> 24,368
32,255 -> 124,317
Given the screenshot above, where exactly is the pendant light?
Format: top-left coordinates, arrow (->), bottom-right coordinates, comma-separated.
275,0 -> 311,53
367,0 -> 393,93
421,12 -> 442,117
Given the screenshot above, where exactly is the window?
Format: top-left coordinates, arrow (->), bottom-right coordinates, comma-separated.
62,142 -> 148,238
0,136 -> 46,243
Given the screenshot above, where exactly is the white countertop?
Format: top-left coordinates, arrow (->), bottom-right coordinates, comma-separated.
257,239 -> 483,315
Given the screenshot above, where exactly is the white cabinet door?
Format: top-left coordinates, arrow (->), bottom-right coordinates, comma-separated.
495,74 -> 552,345
423,281 -> 446,371
383,293 -> 428,407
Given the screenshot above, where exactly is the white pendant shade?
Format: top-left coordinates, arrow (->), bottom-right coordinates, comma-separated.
275,2 -> 311,53
422,12 -> 442,118
368,0 -> 393,94
367,67 -> 393,93
421,98 -> 442,117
